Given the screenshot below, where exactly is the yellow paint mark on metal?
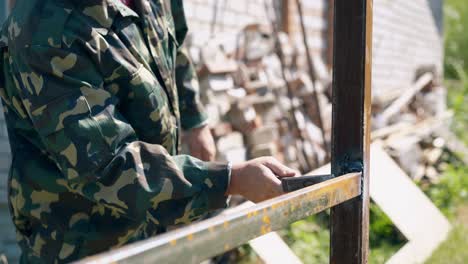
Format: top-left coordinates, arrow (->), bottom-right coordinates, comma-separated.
260,225 -> 272,235
262,215 -> 271,225
223,221 -> 229,229
187,234 -> 194,241
170,240 -> 177,246
209,226 -> 215,233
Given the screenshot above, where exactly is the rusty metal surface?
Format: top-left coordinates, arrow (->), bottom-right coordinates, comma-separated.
76,173 -> 361,264
330,0 -> 373,263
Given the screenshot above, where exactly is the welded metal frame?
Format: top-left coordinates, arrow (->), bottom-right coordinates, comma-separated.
76,0 -> 373,263
76,173 -> 361,264
330,0 -> 372,263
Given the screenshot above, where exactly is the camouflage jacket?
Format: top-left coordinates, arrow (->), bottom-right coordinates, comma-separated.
0,0 -> 230,262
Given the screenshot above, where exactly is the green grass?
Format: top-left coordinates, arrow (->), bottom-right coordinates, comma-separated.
421,165 -> 468,263
426,205 -> 468,264
426,225 -> 468,264
425,1 -> 468,262
419,157 -> 468,219
445,0 -> 468,145
281,215 -> 330,264
280,207 -> 406,264
444,0 -> 468,80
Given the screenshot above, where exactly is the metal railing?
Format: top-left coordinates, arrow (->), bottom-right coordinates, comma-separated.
77,173 -> 361,264
76,0 -> 373,263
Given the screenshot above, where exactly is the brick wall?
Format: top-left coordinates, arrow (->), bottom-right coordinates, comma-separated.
372,0 -> 443,99
183,0 -> 273,47
286,0 -> 329,63
183,0 -> 329,63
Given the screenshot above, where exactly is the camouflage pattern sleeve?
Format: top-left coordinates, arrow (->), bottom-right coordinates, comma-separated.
172,0 -> 209,130
16,44 -> 230,227
175,49 -> 209,130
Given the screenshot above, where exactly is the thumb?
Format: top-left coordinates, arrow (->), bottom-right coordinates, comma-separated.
262,157 -> 299,178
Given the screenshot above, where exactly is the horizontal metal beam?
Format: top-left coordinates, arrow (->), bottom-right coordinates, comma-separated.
76,173 -> 361,264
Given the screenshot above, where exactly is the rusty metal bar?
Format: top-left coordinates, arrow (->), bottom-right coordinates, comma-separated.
76,173 -> 361,264
330,0 -> 373,263
281,0 -> 292,34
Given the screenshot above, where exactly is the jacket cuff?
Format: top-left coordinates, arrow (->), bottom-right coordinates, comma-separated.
203,162 -> 231,210
181,110 -> 209,131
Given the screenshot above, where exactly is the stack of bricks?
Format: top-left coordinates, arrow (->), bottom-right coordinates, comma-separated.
189,22 -> 332,172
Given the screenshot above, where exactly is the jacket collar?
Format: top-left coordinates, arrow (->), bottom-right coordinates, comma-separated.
72,0 -> 139,33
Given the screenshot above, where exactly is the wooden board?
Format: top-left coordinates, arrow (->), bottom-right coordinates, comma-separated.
370,142 -> 451,264
249,232 -> 303,264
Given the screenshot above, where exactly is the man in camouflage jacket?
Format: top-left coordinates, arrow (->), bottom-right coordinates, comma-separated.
0,0 -> 297,262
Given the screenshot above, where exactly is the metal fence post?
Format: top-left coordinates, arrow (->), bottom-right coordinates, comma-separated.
330,0 -> 373,263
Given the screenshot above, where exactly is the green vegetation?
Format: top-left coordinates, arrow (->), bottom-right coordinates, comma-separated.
281,207 -> 406,264
281,214 -> 330,264
422,152 -> 468,263
444,0 -> 468,145
435,0 -> 468,218
444,0 -> 468,80
420,162 -> 468,219
426,223 -> 468,264
424,1 -> 468,260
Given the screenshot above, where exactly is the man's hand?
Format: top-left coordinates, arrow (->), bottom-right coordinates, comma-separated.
186,125 -> 217,161
227,157 -> 299,203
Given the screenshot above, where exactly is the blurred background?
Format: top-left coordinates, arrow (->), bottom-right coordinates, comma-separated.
0,0 -> 467,263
